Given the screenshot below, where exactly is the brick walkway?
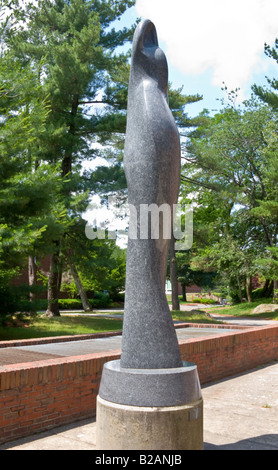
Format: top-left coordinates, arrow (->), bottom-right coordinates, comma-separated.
0,348 -> 62,366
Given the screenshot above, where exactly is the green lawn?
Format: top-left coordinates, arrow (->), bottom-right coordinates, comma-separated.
206,298 -> 278,320
0,315 -> 124,341
171,310 -> 222,323
0,309 -> 220,341
172,297 -> 278,322
0,298 -> 277,342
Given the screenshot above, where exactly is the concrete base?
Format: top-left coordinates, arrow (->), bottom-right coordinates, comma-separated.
96,395 -> 203,450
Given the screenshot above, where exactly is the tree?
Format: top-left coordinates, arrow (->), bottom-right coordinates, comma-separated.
0,49 -> 62,317
169,233 -> 180,310
183,94 -> 278,302
1,0 -> 136,315
60,218 -> 126,309
252,38 -> 278,301
252,39 -> 278,111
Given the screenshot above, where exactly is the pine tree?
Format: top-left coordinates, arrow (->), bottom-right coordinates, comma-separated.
0,50 -> 62,316
252,39 -> 278,111
1,0 -> 136,315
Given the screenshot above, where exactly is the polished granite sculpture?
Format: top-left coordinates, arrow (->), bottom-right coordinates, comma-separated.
120,19 -> 182,370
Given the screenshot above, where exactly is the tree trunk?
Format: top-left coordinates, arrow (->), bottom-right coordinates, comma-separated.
45,251 -> 61,317
237,274 -> 242,303
261,279 -> 270,297
273,279 -> 278,304
28,255 -> 37,302
68,260 -> 92,312
267,280 -> 274,298
45,95 -> 77,317
245,276 -> 253,303
260,223 -> 278,303
44,92 -> 77,317
181,282 -> 187,301
169,233 -> 180,310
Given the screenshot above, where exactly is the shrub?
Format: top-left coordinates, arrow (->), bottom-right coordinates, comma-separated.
111,292 -> 125,302
252,287 -> 265,299
193,298 -> 217,304
0,282 -> 39,324
0,284 -> 20,320
58,293 -> 112,310
58,298 -> 83,310
192,298 -> 217,304
1,290 -> 114,315
91,292 -> 112,308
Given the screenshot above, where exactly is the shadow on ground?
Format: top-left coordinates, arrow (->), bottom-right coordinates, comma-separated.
204,434 -> 278,450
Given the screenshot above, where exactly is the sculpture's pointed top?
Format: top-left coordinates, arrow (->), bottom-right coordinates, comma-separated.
132,19 -> 158,55
129,20 -> 168,94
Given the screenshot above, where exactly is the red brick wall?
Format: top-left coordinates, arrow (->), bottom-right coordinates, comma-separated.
0,351 -> 120,444
179,324 -> 278,384
0,324 -> 278,444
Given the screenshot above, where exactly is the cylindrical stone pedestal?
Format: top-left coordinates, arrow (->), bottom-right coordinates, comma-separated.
96,360 -> 203,450
96,396 -> 203,450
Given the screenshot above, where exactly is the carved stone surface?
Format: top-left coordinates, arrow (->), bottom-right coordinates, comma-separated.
97,360 -> 202,407
120,19 -> 182,369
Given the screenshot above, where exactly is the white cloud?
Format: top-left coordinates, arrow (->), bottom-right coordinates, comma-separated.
135,0 -> 278,91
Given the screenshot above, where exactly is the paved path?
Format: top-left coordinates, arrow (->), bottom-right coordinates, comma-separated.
0,325 -> 239,366
1,361 -> 278,450
62,304 -> 278,327
209,314 -> 277,326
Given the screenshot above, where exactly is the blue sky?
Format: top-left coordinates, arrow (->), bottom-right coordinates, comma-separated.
120,0 -> 278,117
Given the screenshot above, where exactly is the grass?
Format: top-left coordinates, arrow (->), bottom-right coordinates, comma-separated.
206,298 -> 278,320
0,314 -> 123,341
0,309 -> 220,341
0,297 -> 277,342
172,297 -> 278,322
171,310 -> 222,324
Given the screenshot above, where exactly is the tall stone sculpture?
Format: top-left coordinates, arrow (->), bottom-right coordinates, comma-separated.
96,19 -> 203,450
121,18 -> 182,370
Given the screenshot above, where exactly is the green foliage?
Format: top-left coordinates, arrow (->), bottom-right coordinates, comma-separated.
182,93 -> 278,302
58,295 -> 112,309
171,310 -> 221,324
207,299 -> 276,318
0,0 -> 136,316
27,293 -> 113,311
0,276 -> 20,319
168,85 -> 202,131
0,314 -> 124,340
60,217 -> 126,298
255,246 -> 278,281
0,51 -> 62,316
0,279 -> 39,321
252,38 -> 278,111
191,298 -> 217,304
252,287 -> 266,300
